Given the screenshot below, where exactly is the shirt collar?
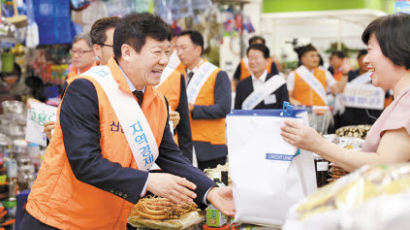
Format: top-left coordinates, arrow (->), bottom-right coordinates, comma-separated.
187,58 -> 204,74
252,70 -> 268,82
118,63 -> 144,93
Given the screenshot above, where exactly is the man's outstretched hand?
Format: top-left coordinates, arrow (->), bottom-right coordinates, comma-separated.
206,187 -> 236,217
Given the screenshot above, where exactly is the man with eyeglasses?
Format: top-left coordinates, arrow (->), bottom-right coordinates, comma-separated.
68,33 -> 96,81
90,16 -> 120,65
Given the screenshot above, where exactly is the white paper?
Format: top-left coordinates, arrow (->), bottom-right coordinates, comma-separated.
25,102 -> 57,146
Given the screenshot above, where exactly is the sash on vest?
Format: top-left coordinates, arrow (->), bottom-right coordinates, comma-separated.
242,75 -> 286,110
295,66 -> 328,105
350,71 -> 372,84
82,66 -> 159,171
186,61 -> 218,104
243,57 -> 249,70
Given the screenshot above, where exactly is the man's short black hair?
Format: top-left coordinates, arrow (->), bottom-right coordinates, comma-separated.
357,49 -> 368,60
362,13 -> 410,70
113,13 -> 172,59
90,16 -> 120,45
294,44 -> 317,60
248,36 -> 265,46
330,50 -> 345,59
247,44 -> 270,59
178,30 -> 204,55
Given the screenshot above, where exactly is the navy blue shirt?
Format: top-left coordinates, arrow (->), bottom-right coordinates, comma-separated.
234,73 -> 289,110
60,78 -> 215,205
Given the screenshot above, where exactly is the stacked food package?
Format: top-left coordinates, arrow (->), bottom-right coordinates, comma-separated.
127,196 -> 204,230
284,163 -> 410,230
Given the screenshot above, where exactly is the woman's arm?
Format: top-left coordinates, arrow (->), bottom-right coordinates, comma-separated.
281,120 -> 410,172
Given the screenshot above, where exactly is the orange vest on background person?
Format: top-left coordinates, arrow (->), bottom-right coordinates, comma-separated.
293,67 -> 327,106
239,58 -> 274,81
26,59 -> 168,230
333,68 -> 343,81
66,62 -> 97,81
180,63 -> 226,145
156,70 -> 182,111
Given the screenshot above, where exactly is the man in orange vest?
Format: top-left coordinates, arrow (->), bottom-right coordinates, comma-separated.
43,17 -> 120,141
67,33 -> 96,81
90,16 -> 120,66
156,61 -> 193,162
21,13 -> 234,230
287,44 -> 340,106
176,30 -> 231,170
232,36 -> 279,90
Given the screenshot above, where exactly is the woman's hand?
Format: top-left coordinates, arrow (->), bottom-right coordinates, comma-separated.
280,119 -> 324,152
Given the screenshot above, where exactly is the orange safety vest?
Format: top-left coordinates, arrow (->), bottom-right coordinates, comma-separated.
333,68 -> 343,81
156,70 -> 182,111
66,62 -> 97,81
293,67 -> 327,106
239,58 -> 274,81
26,59 -> 168,230
180,63 -> 226,145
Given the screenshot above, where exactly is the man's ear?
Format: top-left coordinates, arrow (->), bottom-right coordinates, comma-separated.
93,44 -> 101,58
121,44 -> 133,62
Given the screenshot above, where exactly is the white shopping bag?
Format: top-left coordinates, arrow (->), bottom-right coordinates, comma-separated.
227,109 -> 317,226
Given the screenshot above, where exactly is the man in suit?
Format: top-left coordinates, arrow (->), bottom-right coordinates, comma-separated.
235,44 -> 289,110
176,30 -> 231,170
90,16 -> 120,65
21,13 -> 234,230
232,36 -> 279,90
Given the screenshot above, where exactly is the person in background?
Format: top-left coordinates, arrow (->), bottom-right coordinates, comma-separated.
232,36 -> 279,90
328,51 -> 349,82
156,31 -> 193,162
43,17 -> 120,140
21,13 -> 234,230
176,30 -> 231,170
235,44 -> 288,110
287,44 -> 340,106
281,13 -> 410,172
67,33 -> 96,80
336,49 -> 383,128
90,16 -> 120,66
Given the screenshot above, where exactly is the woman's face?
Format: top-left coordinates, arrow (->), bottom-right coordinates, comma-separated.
363,34 -> 399,90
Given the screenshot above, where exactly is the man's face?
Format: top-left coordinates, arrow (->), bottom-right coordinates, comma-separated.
71,39 -> 95,69
176,35 -> 201,67
330,55 -> 343,69
125,37 -> 171,87
101,28 -> 115,65
301,50 -> 320,69
93,27 -> 115,65
248,49 -> 267,75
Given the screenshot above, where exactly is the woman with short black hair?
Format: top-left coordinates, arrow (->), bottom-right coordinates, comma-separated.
281,13 -> 410,172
